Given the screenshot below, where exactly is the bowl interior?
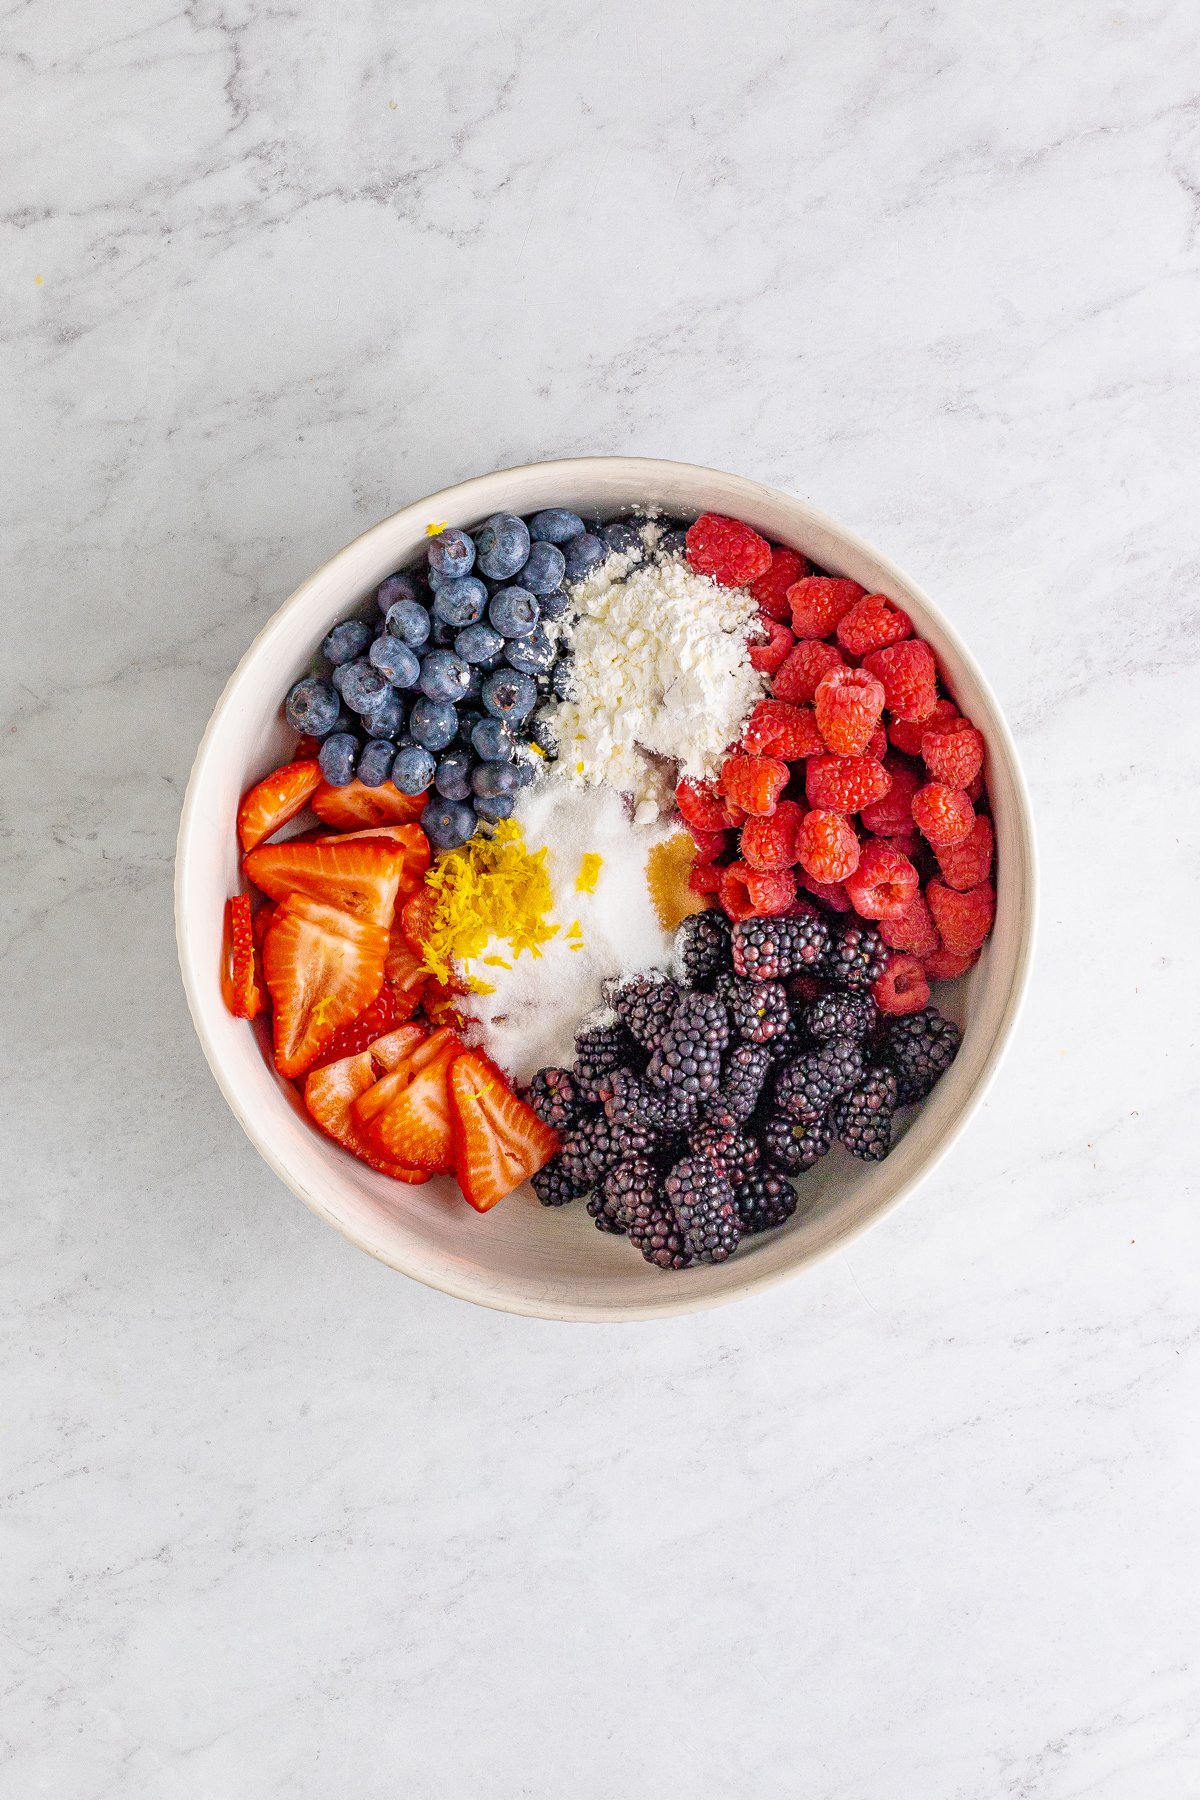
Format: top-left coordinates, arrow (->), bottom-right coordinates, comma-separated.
176,458 -> 1034,1320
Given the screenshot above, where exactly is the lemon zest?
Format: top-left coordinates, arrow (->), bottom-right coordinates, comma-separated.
418,819 -> 560,984
425,519 -> 449,536
467,977 -> 497,995
575,853 -> 603,894
482,955 -> 512,969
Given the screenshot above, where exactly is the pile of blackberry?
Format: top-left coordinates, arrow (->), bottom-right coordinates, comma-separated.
525,910 -> 962,1272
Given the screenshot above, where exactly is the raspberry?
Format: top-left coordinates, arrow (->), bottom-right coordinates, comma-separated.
799,873 -> 853,911
686,513 -> 772,586
688,825 -> 730,864
863,640 -> 938,723
935,813 -> 994,891
744,865 -> 796,914
718,861 -> 758,922
689,860 -> 724,896
865,723 -> 888,760
773,638 -> 845,704
912,782 -> 974,847
814,666 -> 886,756
923,944 -> 979,981
750,547 -> 809,621
748,617 -> 795,675
879,892 -> 941,956
740,699 -> 824,759
860,760 -> 921,835
966,770 -> 985,804
843,840 -> 919,920
675,777 -> 730,832
740,799 -> 802,871
787,576 -> 865,638
806,754 -> 892,814
889,695 -> 955,754
837,593 -> 913,657
796,810 -> 861,883
872,953 -> 931,1016
922,715 -> 985,787
926,879 -> 995,953
719,753 -> 789,817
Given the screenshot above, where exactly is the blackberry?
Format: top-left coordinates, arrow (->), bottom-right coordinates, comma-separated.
734,1167 -> 799,1234
572,1019 -> 644,1102
664,1155 -> 741,1264
773,1035 -> 865,1125
524,1066 -> 582,1130
757,1111 -> 833,1175
532,1157 -> 587,1207
604,1066 -> 699,1136
825,920 -> 889,992
805,990 -> 878,1042
731,912 -> 830,982
718,972 -> 791,1045
589,1154 -> 656,1235
609,971 -> 682,1054
880,1006 -> 961,1104
835,1068 -> 899,1161
710,1041 -> 773,1123
647,992 -> 729,1099
627,1197 -> 694,1270
766,1011 -> 807,1064
676,908 -> 732,990
557,1109 -> 650,1191
688,1108 -> 761,1185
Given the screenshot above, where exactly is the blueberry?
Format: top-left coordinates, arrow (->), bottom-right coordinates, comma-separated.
385,598 -> 431,649
409,696 -> 459,753
318,731 -> 359,787
432,575 -> 488,628
330,662 -> 350,694
600,519 -> 644,557
538,588 -> 570,621
419,649 -> 471,704
357,738 -> 396,787
658,528 -> 688,557
285,676 -> 340,736
427,527 -> 475,581
563,532 -> 607,580
422,797 -> 477,851
455,622 -> 506,666
429,615 -> 458,647
481,669 -> 537,724
369,634 -> 421,689
519,541 -> 566,595
363,688 -> 405,739
528,716 -> 559,758
471,716 -> 516,761
340,658 -> 391,715
474,792 -> 515,822
528,508 -> 586,545
504,626 -> 555,675
391,744 -> 436,795
551,656 -> 575,701
472,760 -> 521,798
426,565 -> 452,592
488,586 -> 539,638
474,512 -> 530,581
434,747 -> 474,801
322,619 -> 374,667
377,572 -> 423,614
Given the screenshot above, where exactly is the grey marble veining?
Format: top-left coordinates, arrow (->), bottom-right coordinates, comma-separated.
2,1 -> 1198,1794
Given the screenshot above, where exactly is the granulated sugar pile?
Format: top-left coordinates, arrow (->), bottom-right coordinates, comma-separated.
544,548 -> 765,822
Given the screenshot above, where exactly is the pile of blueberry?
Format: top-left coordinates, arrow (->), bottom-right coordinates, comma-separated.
284,507 -> 618,851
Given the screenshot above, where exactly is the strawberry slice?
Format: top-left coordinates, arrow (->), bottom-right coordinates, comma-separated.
243,836 -> 414,928
399,885 -> 438,957
251,902 -> 275,949
321,822 -> 429,892
237,759 -> 322,853
262,894 -> 388,1078
384,933 -> 429,1019
449,1051 -> 560,1212
367,1025 -> 427,1072
221,893 -> 266,1019
352,1026 -> 463,1174
307,986 -> 407,1069
304,1047 -> 429,1184
310,779 -> 425,831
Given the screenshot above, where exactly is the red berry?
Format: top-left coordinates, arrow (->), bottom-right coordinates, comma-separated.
872,954 -> 930,1016
689,860 -> 725,896
922,715 -> 985,787
745,865 -> 797,914
879,892 -> 941,956
837,593 -> 913,657
799,873 -> 853,911
719,753 -> 789,817
740,799 -> 803,871
912,782 -> 974,847
718,860 -> 759,921
889,694 -> 955,754
935,813 -> 994,891
675,777 -> 731,832
861,759 -> 921,835
795,810 -> 861,883
843,840 -> 919,920
786,576 -> 865,638
748,616 -> 795,675
927,879 -> 995,953
966,770 -> 985,805
688,825 -> 731,863
750,547 -> 809,621
865,723 -> 888,760
773,638 -> 845,704
686,513 -> 772,586
740,698 -> 824,759
814,665 -> 886,756
923,944 -> 979,981
863,640 -> 938,723
805,754 -> 892,814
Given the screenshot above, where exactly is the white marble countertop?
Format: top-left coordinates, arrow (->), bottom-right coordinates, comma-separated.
4,2 -> 1198,1794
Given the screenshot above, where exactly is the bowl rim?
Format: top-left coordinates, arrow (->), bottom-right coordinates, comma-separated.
175,455 -> 1038,1321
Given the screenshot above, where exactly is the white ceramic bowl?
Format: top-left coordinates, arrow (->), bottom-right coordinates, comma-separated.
176,457 -> 1036,1321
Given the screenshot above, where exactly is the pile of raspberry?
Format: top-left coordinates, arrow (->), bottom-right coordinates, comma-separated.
677,513 -> 996,1020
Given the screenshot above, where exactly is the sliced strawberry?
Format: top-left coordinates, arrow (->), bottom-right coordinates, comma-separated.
384,933 -> 429,1019
221,893 -> 266,1019
449,1051 -> 560,1212
263,894 -> 388,1078
352,1026 -> 464,1173
303,1049 -> 429,1184
367,1025 -> 427,1072
308,986 -> 404,1069
314,822 -> 430,892
251,902 -> 276,949
400,886 -> 439,956
244,836 -> 413,928
310,779 -> 425,831
237,759 -> 322,853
